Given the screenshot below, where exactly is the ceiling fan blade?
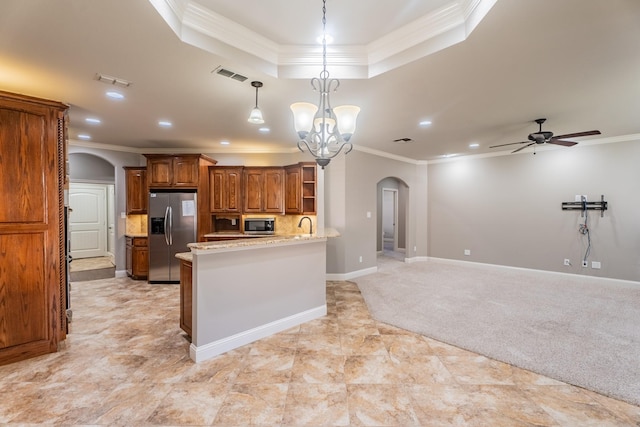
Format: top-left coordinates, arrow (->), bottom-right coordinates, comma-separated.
547,139 -> 578,147
489,141 -> 529,148
552,130 -> 601,139
512,142 -> 535,153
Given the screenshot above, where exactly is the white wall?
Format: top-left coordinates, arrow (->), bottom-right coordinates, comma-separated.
427,139 -> 640,282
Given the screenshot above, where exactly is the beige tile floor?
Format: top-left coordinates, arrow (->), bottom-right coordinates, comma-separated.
0,276 -> 638,426
70,256 -> 114,272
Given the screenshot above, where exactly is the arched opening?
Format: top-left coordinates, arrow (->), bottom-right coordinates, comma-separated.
68,153 -> 116,280
376,177 -> 409,266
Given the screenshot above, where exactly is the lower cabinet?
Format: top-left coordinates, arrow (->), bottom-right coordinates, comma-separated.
125,236 -> 148,280
180,259 -> 193,337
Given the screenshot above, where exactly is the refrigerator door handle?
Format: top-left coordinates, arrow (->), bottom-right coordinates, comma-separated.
164,206 -> 170,246
168,206 -> 173,245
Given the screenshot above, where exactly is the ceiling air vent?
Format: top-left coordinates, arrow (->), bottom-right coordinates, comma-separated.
212,66 -> 248,82
95,73 -> 132,88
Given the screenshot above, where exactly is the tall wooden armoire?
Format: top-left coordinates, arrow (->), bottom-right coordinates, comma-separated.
0,90 -> 68,365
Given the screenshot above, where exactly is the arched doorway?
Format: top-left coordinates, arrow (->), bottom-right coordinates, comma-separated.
376,177 -> 409,264
68,153 -> 116,279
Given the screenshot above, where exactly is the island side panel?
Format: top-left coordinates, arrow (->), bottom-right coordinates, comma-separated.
191,239 -> 326,361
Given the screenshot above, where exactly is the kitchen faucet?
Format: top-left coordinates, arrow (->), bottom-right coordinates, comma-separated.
297,216 -> 313,235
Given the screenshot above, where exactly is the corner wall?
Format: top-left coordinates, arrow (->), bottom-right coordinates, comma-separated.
325,150 -> 428,276
68,145 -> 144,272
427,139 -> 640,282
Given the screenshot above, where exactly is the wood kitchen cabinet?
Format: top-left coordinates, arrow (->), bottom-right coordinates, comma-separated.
125,236 -> 148,280
124,166 -> 147,214
285,162 -> 317,214
144,154 -> 217,242
243,167 -> 284,214
144,154 -> 216,188
180,259 -> 193,337
209,166 -> 243,213
0,90 -> 68,366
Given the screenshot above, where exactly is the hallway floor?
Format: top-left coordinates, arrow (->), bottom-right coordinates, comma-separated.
0,277 -> 637,425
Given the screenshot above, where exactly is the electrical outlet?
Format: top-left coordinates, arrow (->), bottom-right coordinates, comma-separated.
359,256 -> 363,263
564,259 -> 571,266
464,249 -> 471,256
582,260 -> 588,267
591,261 -> 601,269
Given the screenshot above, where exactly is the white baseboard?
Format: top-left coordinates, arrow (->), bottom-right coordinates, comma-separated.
326,266 -> 378,281
405,256 -> 428,263
190,305 -> 327,363
115,269 -> 128,278
426,257 -> 640,286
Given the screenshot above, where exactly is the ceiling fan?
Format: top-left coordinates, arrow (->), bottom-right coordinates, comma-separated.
490,118 -> 601,153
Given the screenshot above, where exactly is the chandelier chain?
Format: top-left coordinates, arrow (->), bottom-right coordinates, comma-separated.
321,0 -> 328,79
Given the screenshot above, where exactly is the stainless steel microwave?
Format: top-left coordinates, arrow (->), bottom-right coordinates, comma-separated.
244,217 -> 275,234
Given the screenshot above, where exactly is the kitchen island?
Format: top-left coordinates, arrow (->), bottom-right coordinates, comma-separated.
176,234 -> 328,363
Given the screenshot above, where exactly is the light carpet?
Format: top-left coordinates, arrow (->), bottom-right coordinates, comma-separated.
356,258 -> 640,406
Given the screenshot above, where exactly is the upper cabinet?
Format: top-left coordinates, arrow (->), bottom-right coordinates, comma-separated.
123,166 -> 147,214
243,167 -> 284,214
209,166 -> 243,213
143,154 -> 217,242
285,162 -> 317,215
145,154 -> 216,188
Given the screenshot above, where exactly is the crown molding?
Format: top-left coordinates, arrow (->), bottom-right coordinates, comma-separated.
148,0 -> 497,79
70,133 -> 640,164
69,139 -> 300,155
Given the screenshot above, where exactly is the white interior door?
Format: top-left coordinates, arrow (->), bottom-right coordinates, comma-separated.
107,184 -> 116,261
69,183 -> 107,259
382,188 -> 398,251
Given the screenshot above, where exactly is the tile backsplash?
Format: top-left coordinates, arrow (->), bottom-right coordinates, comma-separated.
274,215 -> 316,235
125,214 -> 147,235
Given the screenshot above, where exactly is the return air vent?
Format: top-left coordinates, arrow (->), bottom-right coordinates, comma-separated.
95,73 -> 132,87
212,66 -> 248,82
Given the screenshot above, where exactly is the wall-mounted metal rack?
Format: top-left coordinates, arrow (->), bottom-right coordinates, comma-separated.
561,194 -> 608,217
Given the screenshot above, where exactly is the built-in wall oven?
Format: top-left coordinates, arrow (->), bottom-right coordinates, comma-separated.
244,217 -> 275,235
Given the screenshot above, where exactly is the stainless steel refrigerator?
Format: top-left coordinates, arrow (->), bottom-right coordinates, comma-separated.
148,191 -> 197,283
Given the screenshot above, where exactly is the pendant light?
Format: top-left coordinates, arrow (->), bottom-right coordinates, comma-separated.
248,81 -> 264,124
290,0 -> 360,168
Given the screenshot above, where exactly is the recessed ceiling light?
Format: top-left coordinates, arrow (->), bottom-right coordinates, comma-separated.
78,134 -> 91,140
220,140 -> 230,145
158,120 -> 172,127
469,143 -> 480,148
106,91 -> 124,100
85,117 -> 101,125
419,120 -> 432,127
258,127 -> 270,133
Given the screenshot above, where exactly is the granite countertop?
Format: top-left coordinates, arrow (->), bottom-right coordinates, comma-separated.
175,252 -> 192,262
175,229 -> 340,259
185,233 -> 327,253
203,232 -> 268,238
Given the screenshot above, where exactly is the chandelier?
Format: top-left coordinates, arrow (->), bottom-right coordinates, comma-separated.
290,0 -> 360,168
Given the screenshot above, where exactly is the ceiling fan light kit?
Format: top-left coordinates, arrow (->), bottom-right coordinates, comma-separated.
490,118 -> 601,154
